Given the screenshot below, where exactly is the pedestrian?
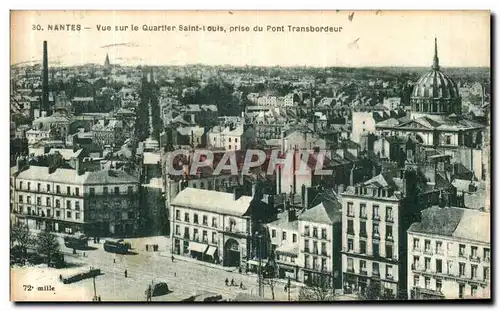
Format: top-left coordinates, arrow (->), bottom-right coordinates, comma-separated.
113,258 -> 116,263
238,266 -> 242,274
93,237 -> 96,243
231,278 -> 235,286
59,274 -> 62,282
98,296 -> 101,302
146,245 -> 149,252
97,237 -> 100,243
174,272 -> 176,277
171,255 -> 174,262
124,269 -> 128,278
73,248 -> 76,255
225,278 -> 229,286
83,252 -> 85,257
240,282 -> 243,289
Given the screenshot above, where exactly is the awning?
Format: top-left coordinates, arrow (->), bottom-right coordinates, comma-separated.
188,242 -> 208,253
205,246 -> 218,257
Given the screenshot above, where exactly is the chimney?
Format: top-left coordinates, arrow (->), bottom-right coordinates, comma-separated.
42,41 -> 50,115
288,208 -> 296,222
233,186 -> 244,201
16,156 -> 26,172
349,166 -> 355,186
75,156 -> 84,175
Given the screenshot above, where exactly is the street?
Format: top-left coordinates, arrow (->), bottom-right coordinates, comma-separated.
15,235 -> 302,301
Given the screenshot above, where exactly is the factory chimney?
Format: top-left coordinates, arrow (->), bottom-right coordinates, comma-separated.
42,41 -> 50,115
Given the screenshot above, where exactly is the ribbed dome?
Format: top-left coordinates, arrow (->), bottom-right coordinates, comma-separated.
410,38 -> 462,116
411,70 -> 460,99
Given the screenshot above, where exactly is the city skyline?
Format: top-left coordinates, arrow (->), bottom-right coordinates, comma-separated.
11,11 -> 490,68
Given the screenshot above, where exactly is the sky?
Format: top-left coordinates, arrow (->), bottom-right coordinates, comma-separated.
10,10 -> 491,68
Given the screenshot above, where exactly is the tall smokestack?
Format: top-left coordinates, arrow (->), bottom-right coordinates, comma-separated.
42,41 -> 49,115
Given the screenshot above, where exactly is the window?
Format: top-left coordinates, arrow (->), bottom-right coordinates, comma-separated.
424,240 -> 431,253
436,241 -> 443,254
373,223 -> 380,237
413,238 -> 420,250
194,214 -> 199,224
373,262 -> 380,275
212,232 -> 217,243
56,199 -> 60,208
447,260 -> 453,274
27,196 -> 31,204
292,234 -> 297,243
424,257 -> 431,271
312,257 -> 318,269
184,213 -> 190,222
413,256 -> 420,269
424,277 -> 430,289
56,185 -> 60,194
282,231 -> 287,241
47,184 -> 50,192
386,206 -> 393,221
321,242 -> 327,255
348,239 -> 354,251
19,181 -> 23,190
373,242 -> 380,257
103,187 -> 108,195
128,186 -> 133,195
459,263 -> 466,277
347,258 -> 354,271
459,284 -> 465,298
360,260 -> 367,272
321,228 -> 327,239
66,211 -> 71,218
471,285 -> 478,297
67,201 -> 72,209
56,210 -> 60,217
347,220 -> 354,234
19,195 -> 23,203
46,198 -> 50,207
37,197 -> 41,206
193,228 -> 199,240
304,239 -> 309,252
436,280 -> 442,292
321,258 -> 327,271
386,225 -> 393,239
447,242 -> 453,255
67,186 -> 70,195
312,227 -> 318,238
347,202 -> 354,216
386,265 -> 393,278
75,212 -> 80,220
212,217 -> 217,228
304,255 -> 310,268
175,225 -> 180,235
75,188 -> 79,196
386,244 -> 393,258
46,210 -> 51,217
413,275 -> 420,286
27,182 -> 31,191
176,210 -> 180,220
459,244 -> 466,257
235,138 -> 238,143
484,248 -> 490,262
229,138 -> 231,142
360,203 -> 367,218
184,227 -> 189,238
484,267 -> 490,281
114,187 -> 120,195
202,230 -> 208,242
304,225 -> 310,236
75,202 -> 80,210
229,145 -> 231,149
471,264 -> 478,279
360,221 -> 367,237
89,187 -> 95,196
360,241 -> 366,254
446,136 -> 451,145
436,259 -> 442,273
313,241 -> 318,254
373,205 -> 380,219
272,229 -> 276,238
37,183 -> 41,192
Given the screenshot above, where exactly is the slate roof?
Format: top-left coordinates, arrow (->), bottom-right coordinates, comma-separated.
171,188 -> 252,217
267,211 -> 299,231
408,206 -> 490,244
298,201 -> 341,225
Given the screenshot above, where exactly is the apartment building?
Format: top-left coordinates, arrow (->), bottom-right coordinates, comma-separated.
341,174 -> 403,298
298,201 -> 342,287
407,206 -> 490,299
11,159 -> 140,237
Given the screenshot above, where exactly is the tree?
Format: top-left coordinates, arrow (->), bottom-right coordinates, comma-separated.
364,282 -> 381,300
298,276 -> 335,301
11,222 -> 33,259
262,273 -> 278,300
35,231 -> 60,265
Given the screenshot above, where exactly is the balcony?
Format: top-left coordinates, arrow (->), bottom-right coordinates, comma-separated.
360,270 -> 368,276
347,213 -> 355,218
386,217 -> 394,223
386,275 -> 394,280
469,255 -> 480,263
373,215 -> 380,221
224,226 -> 250,236
424,249 -> 433,256
413,247 -> 421,252
386,235 -> 394,241
347,268 -> 355,273
347,230 -> 355,236
360,214 -> 368,220
372,271 -> 380,279
373,233 -> 380,240
359,231 -> 368,238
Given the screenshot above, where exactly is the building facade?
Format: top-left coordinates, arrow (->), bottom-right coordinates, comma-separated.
407,206 -> 490,300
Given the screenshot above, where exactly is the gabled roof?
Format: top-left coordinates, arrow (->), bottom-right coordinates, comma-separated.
298,201 -> 341,225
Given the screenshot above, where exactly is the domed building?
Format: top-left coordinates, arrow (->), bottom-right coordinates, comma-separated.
410,38 -> 462,119
375,38 -> 486,179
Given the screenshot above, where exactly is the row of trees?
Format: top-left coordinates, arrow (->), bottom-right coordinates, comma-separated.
11,223 -> 60,266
